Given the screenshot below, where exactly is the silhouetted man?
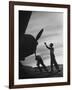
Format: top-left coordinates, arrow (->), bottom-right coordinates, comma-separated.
44,42 -> 60,72
35,54 -> 48,72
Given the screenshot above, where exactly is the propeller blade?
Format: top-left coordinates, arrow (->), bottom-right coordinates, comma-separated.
36,29 -> 44,41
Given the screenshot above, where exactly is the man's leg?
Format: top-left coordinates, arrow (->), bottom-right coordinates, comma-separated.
37,62 -> 42,72
53,58 -> 60,71
51,59 -> 54,72
41,61 -> 48,72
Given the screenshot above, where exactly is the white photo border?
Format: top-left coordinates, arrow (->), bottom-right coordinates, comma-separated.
14,5 -> 67,85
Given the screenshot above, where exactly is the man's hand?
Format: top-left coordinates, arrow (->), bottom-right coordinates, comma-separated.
44,42 -> 46,45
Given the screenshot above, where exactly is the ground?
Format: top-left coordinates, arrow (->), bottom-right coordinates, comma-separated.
19,64 -> 63,79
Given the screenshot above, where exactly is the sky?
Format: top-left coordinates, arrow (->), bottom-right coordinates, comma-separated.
21,11 -> 63,67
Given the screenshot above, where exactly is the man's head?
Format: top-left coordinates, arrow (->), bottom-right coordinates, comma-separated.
49,43 -> 53,47
35,55 -> 41,60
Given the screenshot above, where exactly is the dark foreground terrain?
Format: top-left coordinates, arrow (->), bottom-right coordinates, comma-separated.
19,63 -> 63,79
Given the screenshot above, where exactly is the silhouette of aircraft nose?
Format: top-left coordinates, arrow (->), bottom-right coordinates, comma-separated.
19,29 -> 44,60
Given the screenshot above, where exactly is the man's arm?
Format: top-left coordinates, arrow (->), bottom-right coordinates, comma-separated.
44,42 -> 51,49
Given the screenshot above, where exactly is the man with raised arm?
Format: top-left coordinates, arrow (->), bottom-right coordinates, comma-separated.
44,42 -> 60,72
